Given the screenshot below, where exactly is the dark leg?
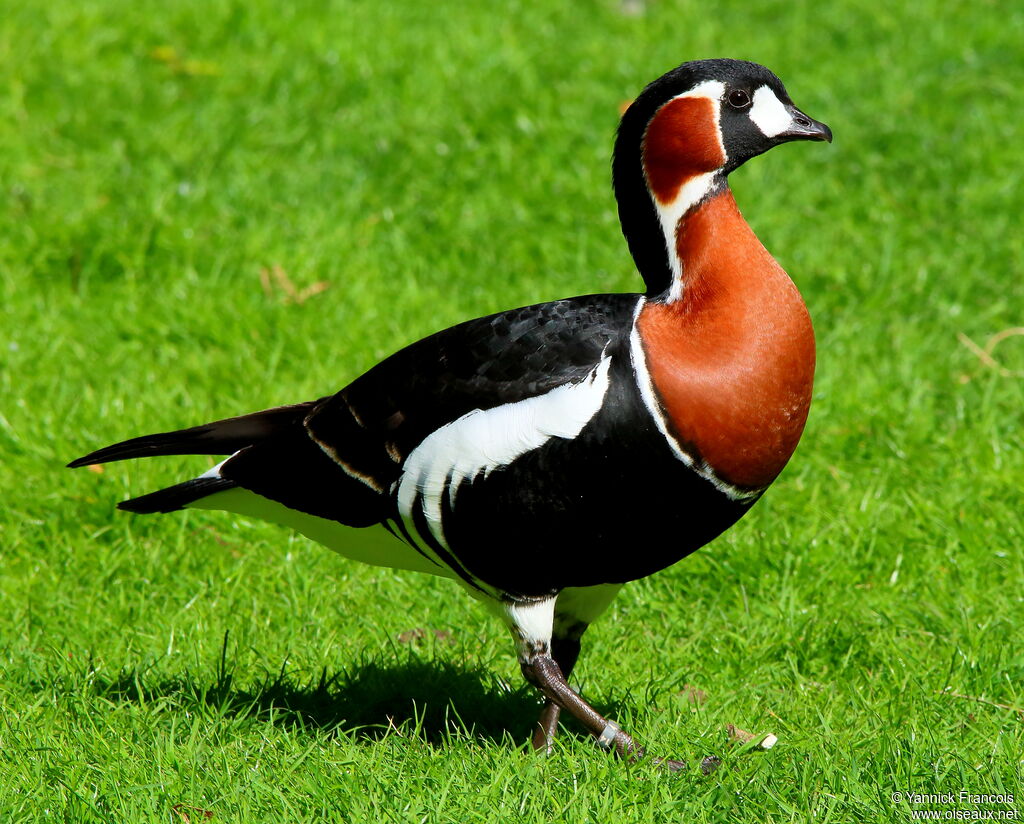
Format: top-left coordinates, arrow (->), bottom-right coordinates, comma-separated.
530,635 -> 581,753
521,651 -> 686,771
505,588 -> 697,771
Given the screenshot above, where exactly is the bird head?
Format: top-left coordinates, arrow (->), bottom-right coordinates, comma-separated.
619,58 -> 831,183
613,59 -> 831,294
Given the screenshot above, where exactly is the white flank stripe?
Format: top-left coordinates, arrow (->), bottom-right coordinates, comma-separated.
397,355 -> 614,550
629,299 -> 762,502
749,86 -> 793,138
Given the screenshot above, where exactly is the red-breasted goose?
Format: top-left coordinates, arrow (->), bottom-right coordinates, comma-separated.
70,58 -> 831,770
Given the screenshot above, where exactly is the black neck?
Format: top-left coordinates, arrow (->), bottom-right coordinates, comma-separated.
613,126 -> 727,299
611,61 -> 751,298
612,102 -> 674,297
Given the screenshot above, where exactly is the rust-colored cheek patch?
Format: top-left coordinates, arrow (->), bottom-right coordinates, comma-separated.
642,97 -> 725,205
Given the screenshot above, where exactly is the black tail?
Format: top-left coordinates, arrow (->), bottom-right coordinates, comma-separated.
70,400 -> 325,514
67,401 -> 321,468
117,477 -> 237,513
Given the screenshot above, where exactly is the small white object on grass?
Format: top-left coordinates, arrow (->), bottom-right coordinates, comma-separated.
726,724 -> 779,750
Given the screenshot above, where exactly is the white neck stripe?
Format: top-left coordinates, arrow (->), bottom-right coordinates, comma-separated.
643,81 -> 727,303
659,171 -> 720,302
629,298 -> 763,503
674,79 -> 726,104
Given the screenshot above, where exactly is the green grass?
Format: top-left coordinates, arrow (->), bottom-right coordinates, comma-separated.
1,0 -> 1022,820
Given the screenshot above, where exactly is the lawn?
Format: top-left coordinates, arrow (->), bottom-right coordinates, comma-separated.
1,0 -> 1022,821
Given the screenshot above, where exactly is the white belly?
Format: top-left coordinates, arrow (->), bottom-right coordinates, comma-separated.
191,487 -> 455,579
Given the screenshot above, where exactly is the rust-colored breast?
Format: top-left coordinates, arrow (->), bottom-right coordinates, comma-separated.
642,97 -> 725,204
636,191 -> 816,490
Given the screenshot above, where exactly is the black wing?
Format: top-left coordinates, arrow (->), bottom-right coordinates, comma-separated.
216,293 -> 639,525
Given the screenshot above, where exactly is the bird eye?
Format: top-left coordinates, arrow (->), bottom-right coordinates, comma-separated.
727,89 -> 751,109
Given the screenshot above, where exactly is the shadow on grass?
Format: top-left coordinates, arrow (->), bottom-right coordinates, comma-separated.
89,654 -> 622,747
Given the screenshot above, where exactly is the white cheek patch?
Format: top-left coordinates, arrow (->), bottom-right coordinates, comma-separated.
749,86 -> 793,138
